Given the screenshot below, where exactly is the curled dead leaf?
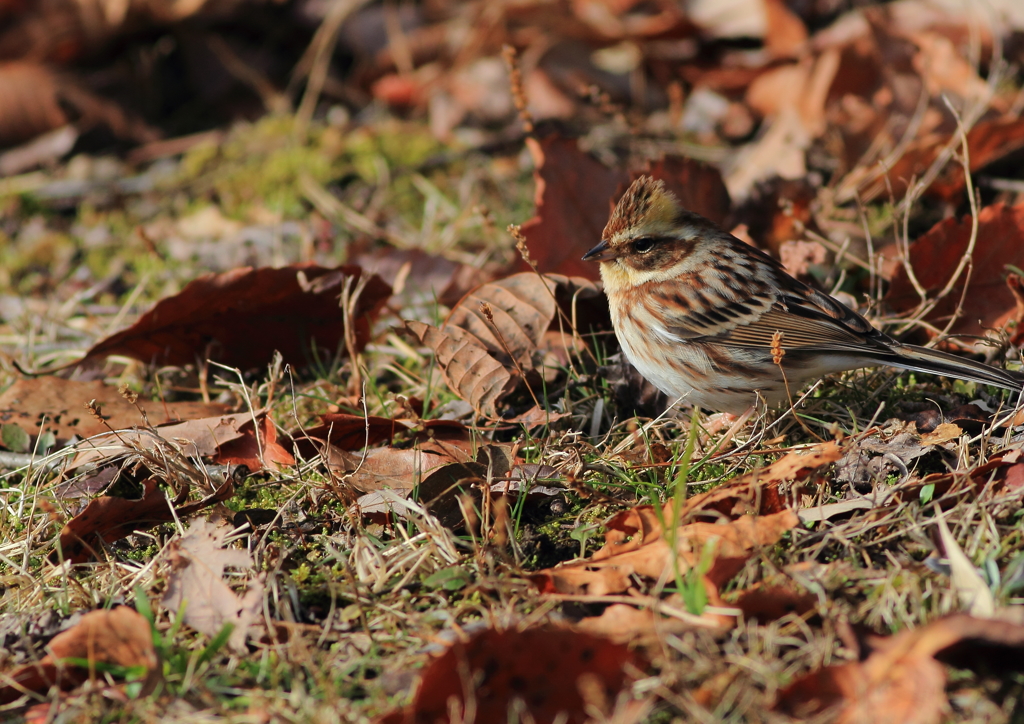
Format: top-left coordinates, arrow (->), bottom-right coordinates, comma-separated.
406,273 -> 606,419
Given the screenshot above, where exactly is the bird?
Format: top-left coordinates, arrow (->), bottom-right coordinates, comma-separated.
582,175 -> 1023,415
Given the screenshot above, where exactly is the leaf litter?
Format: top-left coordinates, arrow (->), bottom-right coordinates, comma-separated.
2,0 -> 1024,722
162,517 -> 265,655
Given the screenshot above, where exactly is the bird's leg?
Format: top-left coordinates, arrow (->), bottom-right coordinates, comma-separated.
703,406 -> 755,450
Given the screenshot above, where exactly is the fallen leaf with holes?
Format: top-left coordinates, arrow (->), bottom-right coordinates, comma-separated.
162,517 -> 264,654
79,264 -> 390,371
0,606 -> 158,704
885,203 -> 1024,349
517,135 -> 730,279
0,376 -> 228,452
532,508 -> 798,597
405,273 -> 607,418
67,410 -> 290,471
378,626 -> 649,724
55,476 -> 234,564
775,614 -> 1024,722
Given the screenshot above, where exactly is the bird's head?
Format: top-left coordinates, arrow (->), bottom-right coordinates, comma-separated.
583,176 -> 711,290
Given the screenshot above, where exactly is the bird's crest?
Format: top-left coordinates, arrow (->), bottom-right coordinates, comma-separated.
602,176 -> 680,241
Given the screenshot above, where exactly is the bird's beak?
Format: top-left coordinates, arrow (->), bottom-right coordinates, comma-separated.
582,239 -> 615,262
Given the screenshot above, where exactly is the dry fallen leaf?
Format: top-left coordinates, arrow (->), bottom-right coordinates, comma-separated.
532,508 -> 799,597
378,625 -> 649,724
0,606 -> 158,704
677,440 -> 844,520
55,476 -> 234,564
354,444 -> 516,528
79,264 -> 391,371
68,410 -> 292,471
0,376 -> 228,451
162,517 -> 264,654
776,614 -> 1024,723
406,272 -> 607,419
918,422 -> 963,446
886,203 -> 1024,348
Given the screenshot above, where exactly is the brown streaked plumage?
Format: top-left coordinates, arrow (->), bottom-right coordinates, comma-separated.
583,176 -> 1023,414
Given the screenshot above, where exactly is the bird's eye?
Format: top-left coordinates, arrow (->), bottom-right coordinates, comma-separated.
632,237 -> 656,253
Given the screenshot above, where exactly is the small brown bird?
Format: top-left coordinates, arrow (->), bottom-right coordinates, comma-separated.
583,175 -> 1023,414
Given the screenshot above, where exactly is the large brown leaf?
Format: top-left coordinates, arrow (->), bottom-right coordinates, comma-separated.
405,320 -> 515,420
79,264 -> 391,370
379,625 -> 649,724
885,203 -> 1024,348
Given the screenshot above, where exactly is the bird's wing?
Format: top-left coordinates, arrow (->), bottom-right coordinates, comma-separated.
661,274 -> 889,354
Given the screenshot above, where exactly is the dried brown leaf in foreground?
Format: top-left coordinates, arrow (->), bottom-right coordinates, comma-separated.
776,614 -> 1024,723
162,517 -> 264,654
532,508 -> 799,597
406,272 -> 606,418
678,441 -> 843,520
0,606 -> 157,704
0,376 -> 228,451
379,626 -> 649,724
886,203 -> 1024,348
79,264 -> 391,370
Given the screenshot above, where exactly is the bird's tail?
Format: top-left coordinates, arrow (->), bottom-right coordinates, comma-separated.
888,343 -> 1024,393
